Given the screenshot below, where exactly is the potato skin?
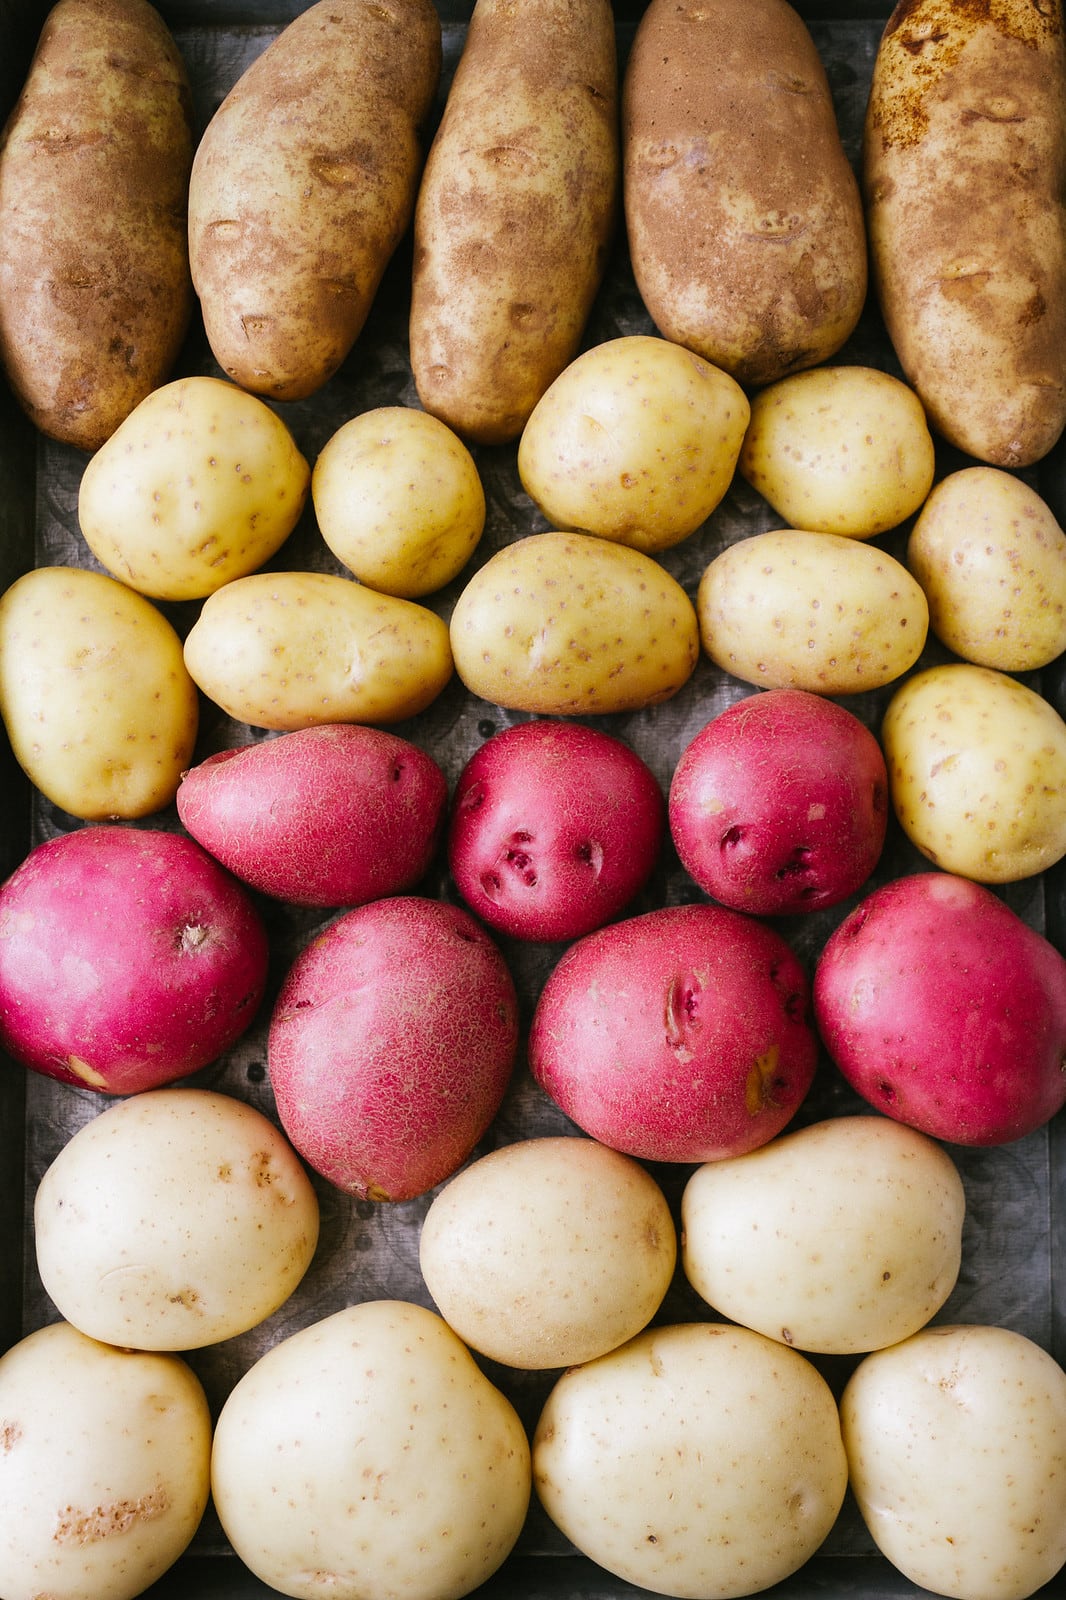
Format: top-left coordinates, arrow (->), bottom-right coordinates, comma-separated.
0,0 -> 194,450
409,0 -> 620,445
188,0 -> 441,401
863,0 -> 1066,467
622,0 -> 867,388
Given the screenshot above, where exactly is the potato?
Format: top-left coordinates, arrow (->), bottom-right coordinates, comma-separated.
419,1135 -> 676,1370
863,0 -> 1066,467
697,527 -> 929,695
77,376 -> 310,601
211,1299 -> 531,1600
0,0 -> 194,451
881,661 -> 1066,882
738,366 -> 936,538
34,1088 -> 319,1350
681,1116 -> 965,1356
517,335 -> 750,553
532,1321 -> 848,1599
622,0 -> 867,388
450,530 -> 699,714
0,1321 -> 211,1600
183,569 -> 453,731
906,466 -> 1066,671
841,1324 -> 1066,1600
188,0 -> 441,401
409,0 -> 618,446
0,564 -> 198,819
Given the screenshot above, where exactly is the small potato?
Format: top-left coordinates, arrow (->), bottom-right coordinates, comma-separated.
450,530 -> 699,714
738,366 -> 936,538
517,335 -> 750,553
907,466 -> 1066,671
183,569 -> 453,731
0,564 -> 198,819
697,527 -> 929,695
881,662 -> 1066,882
312,406 -> 484,597
78,376 -> 310,601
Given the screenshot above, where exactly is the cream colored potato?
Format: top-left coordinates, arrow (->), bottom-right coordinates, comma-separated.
533,1321 -> 847,1598
450,530 -> 698,714
77,375 -> 310,601
907,466 -> 1066,670
697,527 -> 929,694
681,1116 -> 964,1356
420,1135 -> 676,1370
0,564 -> 198,819
184,569 -> 453,730
882,662 -> 1066,882
842,1324 -> 1066,1600
0,1320 -> 211,1600
738,366 -> 936,537
517,335 -> 750,553
312,405 -> 485,598
211,1299 -> 531,1600
34,1088 -> 320,1351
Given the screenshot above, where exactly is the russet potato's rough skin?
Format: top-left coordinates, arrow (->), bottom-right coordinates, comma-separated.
0,0 -> 194,451
863,0 -> 1066,467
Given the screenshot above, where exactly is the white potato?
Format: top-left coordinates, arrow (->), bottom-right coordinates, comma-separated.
211,1299 -> 531,1600
34,1088 -> 320,1350
842,1324 -> 1066,1600
0,1320 -> 211,1600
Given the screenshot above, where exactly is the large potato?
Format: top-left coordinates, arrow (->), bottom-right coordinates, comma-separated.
188,0 -> 441,401
0,0 -> 194,450
863,0 -> 1066,467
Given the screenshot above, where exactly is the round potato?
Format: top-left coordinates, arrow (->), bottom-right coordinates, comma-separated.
517,335 -> 750,553
697,527 -> 929,694
882,662 -> 1066,883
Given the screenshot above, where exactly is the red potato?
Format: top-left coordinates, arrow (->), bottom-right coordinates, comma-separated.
528,903 -> 817,1163
448,719 -> 664,942
177,724 -> 448,909
814,872 -> 1066,1146
268,895 -> 519,1201
669,689 -> 889,916
0,825 -> 268,1094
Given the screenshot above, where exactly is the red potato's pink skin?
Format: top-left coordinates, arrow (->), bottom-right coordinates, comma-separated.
0,825 -> 269,1094
267,895 -> 519,1201
669,689 -> 889,915
814,872 -> 1066,1146
448,719 -> 665,942
528,902 -> 817,1163
176,724 -> 448,908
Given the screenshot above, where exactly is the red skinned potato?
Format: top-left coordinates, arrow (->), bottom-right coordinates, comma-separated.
669,689 -> 889,916
813,872 -> 1066,1146
0,826 -> 268,1094
528,903 -> 817,1163
268,896 -> 519,1201
177,725 -> 447,909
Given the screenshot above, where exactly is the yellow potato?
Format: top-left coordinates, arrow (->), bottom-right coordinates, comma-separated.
183,569 -> 453,731
881,661 -> 1066,883
738,365 -> 936,538
0,564 -> 198,820
517,334 -> 750,553
312,406 -> 485,598
907,466 -> 1066,671
77,375 -> 310,601
697,527 -> 929,694
449,529 -> 699,714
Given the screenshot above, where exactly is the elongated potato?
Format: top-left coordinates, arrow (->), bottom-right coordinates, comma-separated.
863,0 -> 1066,467
0,0 -> 194,450
409,0 -> 619,445
622,0 -> 867,388
188,0 -> 441,401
